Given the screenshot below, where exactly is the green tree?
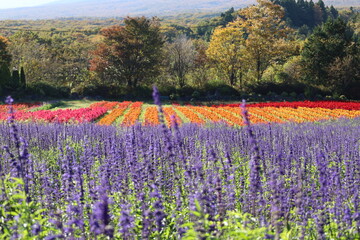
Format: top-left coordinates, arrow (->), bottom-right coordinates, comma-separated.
9,31 -> 92,90
10,68 -> 20,90
0,36 -> 11,92
90,17 -> 164,88
20,67 -> 26,89
301,17 -> 359,92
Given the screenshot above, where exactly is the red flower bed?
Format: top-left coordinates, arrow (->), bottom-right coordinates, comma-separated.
0,102 -> 42,112
0,107 -> 107,123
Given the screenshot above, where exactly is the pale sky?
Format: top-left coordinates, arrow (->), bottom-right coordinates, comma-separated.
0,0 -> 56,9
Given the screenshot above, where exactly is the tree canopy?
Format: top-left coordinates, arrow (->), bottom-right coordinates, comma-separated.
90,17 -> 164,88
301,17 -> 360,93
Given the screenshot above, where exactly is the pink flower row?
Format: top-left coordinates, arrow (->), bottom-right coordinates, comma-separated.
0,107 -> 108,123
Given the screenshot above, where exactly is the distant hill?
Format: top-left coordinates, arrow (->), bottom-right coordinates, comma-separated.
0,0 -> 358,20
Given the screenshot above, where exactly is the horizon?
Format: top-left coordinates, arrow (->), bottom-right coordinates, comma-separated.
0,0 -> 56,9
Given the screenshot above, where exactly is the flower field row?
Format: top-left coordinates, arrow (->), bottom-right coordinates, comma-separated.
121,101 -> 143,126
97,101 -> 132,125
0,102 -> 41,112
212,100 -> 360,110
163,107 -> 182,127
1,100 -> 360,125
89,101 -> 120,110
0,107 -> 108,123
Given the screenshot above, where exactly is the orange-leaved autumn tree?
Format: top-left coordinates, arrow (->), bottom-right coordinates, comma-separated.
90,17 -> 164,88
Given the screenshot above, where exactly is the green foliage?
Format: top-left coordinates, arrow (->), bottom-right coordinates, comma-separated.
0,175 -> 57,239
20,67 -> 26,89
90,17 -> 164,88
183,203 -> 269,239
0,36 -> 11,91
29,101 -> 64,111
195,7 -> 237,41
9,68 -> 20,90
301,17 -> 360,95
26,82 -> 70,98
273,0 -> 341,38
0,63 -> 11,90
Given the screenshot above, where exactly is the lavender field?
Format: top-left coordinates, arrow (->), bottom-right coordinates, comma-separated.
1,103 -> 360,239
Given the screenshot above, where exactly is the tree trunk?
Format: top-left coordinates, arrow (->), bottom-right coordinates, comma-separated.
257,57 -> 261,82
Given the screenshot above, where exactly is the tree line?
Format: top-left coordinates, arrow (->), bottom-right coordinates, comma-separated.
0,0 -> 359,100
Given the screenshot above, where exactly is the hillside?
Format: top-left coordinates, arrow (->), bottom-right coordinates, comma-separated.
0,0 -> 358,20
0,0 -> 252,20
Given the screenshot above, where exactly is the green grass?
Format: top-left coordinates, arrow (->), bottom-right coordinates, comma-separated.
50,99 -> 99,110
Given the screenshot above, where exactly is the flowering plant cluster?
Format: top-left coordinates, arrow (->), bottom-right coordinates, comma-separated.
97,101 -> 132,125
143,106 -> 160,126
2,100 -> 360,126
212,100 -> 360,110
0,107 -> 108,123
121,101 -> 143,126
0,102 -> 42,112
89,101 -> 120,110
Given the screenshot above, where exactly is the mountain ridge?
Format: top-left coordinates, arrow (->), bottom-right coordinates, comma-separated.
0,0 -> 358,20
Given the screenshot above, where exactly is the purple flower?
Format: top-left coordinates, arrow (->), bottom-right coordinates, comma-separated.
119,204 -> 134,238
90,190 -> 113,237
5,96 -> 14,105
31,222 -> 41,235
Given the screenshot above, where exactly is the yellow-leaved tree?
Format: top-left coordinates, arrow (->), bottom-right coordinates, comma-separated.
206,25 -> 246,87
235,0 -> 296,82
207,0 -> 297,87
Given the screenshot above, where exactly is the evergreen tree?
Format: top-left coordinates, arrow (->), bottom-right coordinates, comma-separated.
0,63 -> 11,91
301,18 -> 359,92
316,0 -> 327,22
10,68 -> 20,90
20,67 -> 26,89
329,5 -> 339,19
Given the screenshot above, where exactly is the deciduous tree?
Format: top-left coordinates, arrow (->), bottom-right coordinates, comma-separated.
166,34 -> 196,87
234,0 -> 295,82
0,36 -> 11,91
206,25 -> 245,87
90,17 -> 164,88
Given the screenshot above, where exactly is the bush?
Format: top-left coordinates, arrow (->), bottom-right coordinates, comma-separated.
248,81 -> 305,95
26,82 -> 70,99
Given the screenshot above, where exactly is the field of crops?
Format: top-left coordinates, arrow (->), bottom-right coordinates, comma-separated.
1,95 -> 360,239
1,100 -> 360,126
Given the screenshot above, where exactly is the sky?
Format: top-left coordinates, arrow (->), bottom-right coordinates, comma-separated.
0,0 -> 56,9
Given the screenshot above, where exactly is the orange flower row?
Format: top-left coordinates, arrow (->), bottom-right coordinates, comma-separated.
143,106 -> 160,126
296,107 -> 332,121
163,107 -> 182,127
98,108 -> 127,126
121,102 -> 143,126
273,107 -> 316,123
175,106 -> 205,124
246,107 -> 284,123
208,107 -> 244,126
190,106 -> 227,124
324,108 -> 360,118
89,101 -> 119,110
223,107 -> 270,124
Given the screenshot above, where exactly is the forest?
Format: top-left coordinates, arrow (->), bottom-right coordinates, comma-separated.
0,0 -> 359,101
